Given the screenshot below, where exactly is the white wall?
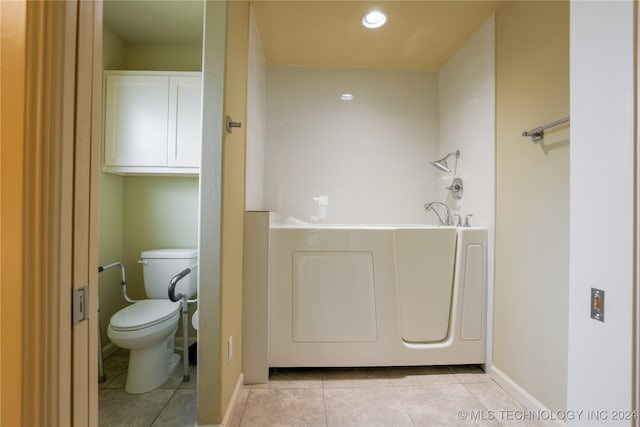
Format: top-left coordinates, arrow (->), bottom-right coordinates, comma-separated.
438,17 -> 495,228
438,16 -> 495,363
245,6 -> 267,211
264,67 -> 440,224
568,1 -> 634,422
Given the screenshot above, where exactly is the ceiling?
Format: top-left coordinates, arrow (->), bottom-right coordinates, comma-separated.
104,0 -> 503,71
251,1 -> 502,71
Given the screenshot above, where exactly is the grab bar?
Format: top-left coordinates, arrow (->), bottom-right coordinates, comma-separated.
96,261 -> 133,384
168,266 -> 198,382
168,265 -> 198,303
168,268 -> 192,302
98,261 -> 138,304
522,116 -> 570,143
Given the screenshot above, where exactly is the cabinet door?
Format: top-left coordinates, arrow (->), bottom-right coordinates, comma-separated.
168,76 -> 202,167
104,75 -> 169,167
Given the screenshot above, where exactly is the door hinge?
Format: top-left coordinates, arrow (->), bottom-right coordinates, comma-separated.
73,287 -> 89,326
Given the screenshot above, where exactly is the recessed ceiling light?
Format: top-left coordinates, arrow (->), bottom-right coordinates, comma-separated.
361,10 -> 386,29
340,93 -> 354,101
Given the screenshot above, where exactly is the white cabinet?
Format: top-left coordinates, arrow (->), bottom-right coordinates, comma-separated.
103,71 -> 202,175
168,77 -> 202,168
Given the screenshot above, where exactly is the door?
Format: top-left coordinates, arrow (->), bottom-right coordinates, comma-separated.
168,76 -> 203,167
104,74 -> 170,167
0,1 -> 101,426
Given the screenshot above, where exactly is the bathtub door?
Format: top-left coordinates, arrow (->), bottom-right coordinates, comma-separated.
395,228 -> 457,343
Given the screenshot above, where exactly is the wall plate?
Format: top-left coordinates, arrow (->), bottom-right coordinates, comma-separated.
447,177 -> 464,199
590,288 -> 604,322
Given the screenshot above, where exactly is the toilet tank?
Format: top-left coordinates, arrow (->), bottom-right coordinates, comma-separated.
140,249 -> 198,299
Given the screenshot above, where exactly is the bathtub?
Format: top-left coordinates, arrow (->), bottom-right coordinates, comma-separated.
268,221 -> 487,367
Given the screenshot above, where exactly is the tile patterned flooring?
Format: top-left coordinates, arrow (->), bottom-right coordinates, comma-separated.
100,349 -> 548,427
99,349 -> 197,427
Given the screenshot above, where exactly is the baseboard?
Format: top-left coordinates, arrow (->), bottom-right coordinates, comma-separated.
221,373 -> 245,427
192,373 -> 244,427
488,365 -> 563,426
101,342 -> 118,359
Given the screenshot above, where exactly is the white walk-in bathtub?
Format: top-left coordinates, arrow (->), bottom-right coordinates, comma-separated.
268,222 -> 487,367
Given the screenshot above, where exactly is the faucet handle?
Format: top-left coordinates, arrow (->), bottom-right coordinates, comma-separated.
452,214 -> 462,227
464,214 -> 473,227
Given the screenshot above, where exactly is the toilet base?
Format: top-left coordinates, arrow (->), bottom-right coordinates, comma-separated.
124,335 -> 181,394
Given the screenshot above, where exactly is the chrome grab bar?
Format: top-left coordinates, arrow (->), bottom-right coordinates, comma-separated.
167,266 -> 198,382
98,261 -> 126,284
97,260 -> 132,384
98,261 -> 137,304
168,268 -> 192,302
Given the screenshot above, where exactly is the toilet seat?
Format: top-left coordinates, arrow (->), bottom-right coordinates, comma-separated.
110,299 -> 180,331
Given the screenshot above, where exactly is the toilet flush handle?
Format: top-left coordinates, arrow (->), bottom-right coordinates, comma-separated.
138,260 -> 148,265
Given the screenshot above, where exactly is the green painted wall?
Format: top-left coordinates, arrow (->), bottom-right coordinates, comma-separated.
121,176 -> 200,298
125,44 -> 202,71
98,172 -> 126,351
122,176 -> 200,341
99,26 -> 127,351
99,24 -> 203,349
103,25 -> 126,70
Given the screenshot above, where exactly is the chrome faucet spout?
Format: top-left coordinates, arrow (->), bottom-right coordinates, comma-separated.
424,201 -> 453,226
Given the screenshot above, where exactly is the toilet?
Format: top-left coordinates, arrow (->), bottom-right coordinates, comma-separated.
107,248 -> 197,394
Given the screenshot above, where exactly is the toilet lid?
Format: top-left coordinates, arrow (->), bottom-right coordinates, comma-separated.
110,299 -> 180,331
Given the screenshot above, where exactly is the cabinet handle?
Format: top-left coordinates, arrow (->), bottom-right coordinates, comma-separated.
225,115 -> 242,133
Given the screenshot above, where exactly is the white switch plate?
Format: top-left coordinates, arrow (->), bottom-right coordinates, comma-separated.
228,336 -> 233,361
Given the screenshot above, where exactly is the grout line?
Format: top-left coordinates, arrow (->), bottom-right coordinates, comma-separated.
394,382 -> 417,427
321,381 -> 329,427
99,351 -> 199,426
150,387 -> 180,426
459,382 -> 506,427
235,388 -> 250,427
240,367 -> 498,427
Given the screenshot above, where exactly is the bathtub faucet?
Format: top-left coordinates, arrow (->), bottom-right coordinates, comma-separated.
424,201 -> 453,226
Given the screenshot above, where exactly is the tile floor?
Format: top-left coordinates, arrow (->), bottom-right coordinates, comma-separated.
100,350 -> 548,427
230,366 -> 550,427
99,348 -> 197,427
